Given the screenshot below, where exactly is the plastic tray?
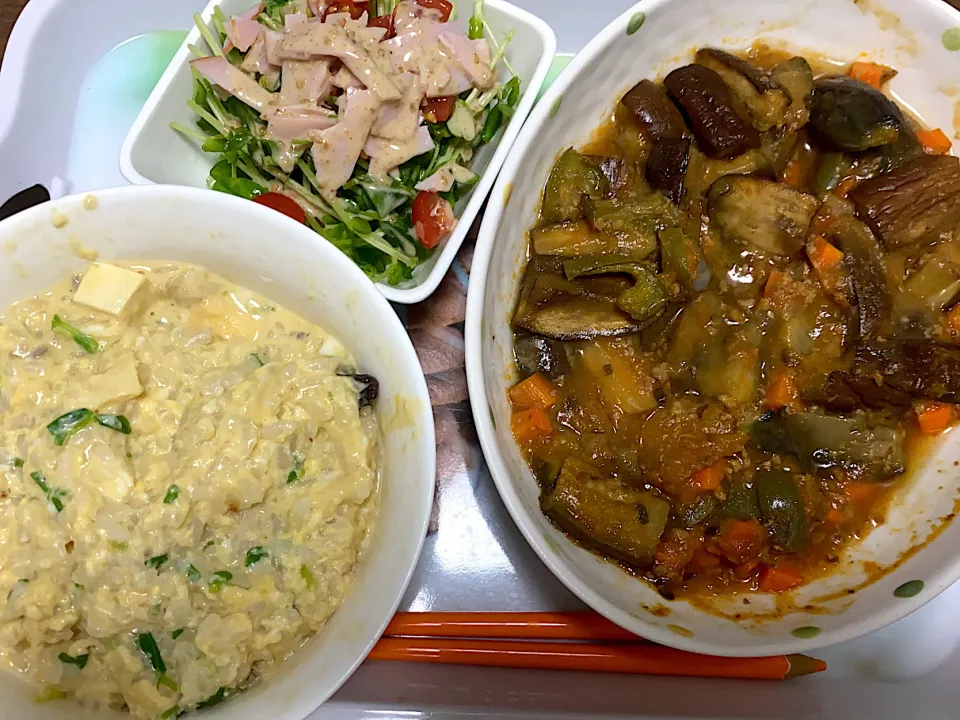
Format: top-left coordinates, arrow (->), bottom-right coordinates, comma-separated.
2,1 -> 960,717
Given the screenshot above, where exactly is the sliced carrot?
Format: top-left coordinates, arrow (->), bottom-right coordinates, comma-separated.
763,270 -> 784,299
758,561 -> 804,593
765,372 -> 798,411
825,508 -> 846,525
692,548 -> 722,569
509,372 -> 559,410
843,481 -> 880,506
807,235 -> 844,274
510,407 -> 553,444
848,61 -> 895,89
718,519 -> 766,565
783,158 -> 805,188
834,176 -> 858,198
917,128 -> 953,156
691,460 -> 725,492
916,402 -> 954,435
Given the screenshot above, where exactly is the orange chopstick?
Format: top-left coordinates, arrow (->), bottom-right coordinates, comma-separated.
369,637 -> 825,680
384,611 -> 639,641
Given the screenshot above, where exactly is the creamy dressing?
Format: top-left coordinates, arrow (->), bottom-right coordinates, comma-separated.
0,262 -> 378,718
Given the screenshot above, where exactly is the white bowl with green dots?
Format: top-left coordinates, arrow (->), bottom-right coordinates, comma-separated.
466,0 -> 960,656
0,184 -> 435,719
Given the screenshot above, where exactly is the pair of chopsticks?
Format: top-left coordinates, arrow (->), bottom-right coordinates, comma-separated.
367,612 -> 826,680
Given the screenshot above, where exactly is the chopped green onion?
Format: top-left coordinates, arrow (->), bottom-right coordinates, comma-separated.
58,652 -> 89,669
145,554 -> 169,570
300,564 -> 314,588
468,15 -> 484,39
161,706 -> 181,719
208,570 -> 233,593
163,485 -> 180,504
51,315 -> 100,353
186,564 -> 201,582
245,546 -> 268,567
30,471 -> 66,512
11,457 -> 24,468
156,674 -> 179,692
286,452 -> 305,484
480,106 -> 503,144
34,686 -> 68,703
47,409 -> 132,446
249,353 -> 265,367
197,687 -> 231,709
137,632 -> 166,673
171,628 -> 185,640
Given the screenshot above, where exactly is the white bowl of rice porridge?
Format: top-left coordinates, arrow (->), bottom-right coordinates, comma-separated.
0,186 -> 435,720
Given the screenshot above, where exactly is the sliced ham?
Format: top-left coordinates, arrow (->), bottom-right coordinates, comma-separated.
415,166 -> 455,192
372,74 -> 424,140
265,104 -> 338,143
365,125 -> 435,178
226,17 -> 262,53
285,12 -> 308,28
281,21 -> 401,100
240,32 -> 273,74
191,56 -> 274,111
420,44 -> 475,98
392,0 -> 445,36
332,66 -> 363,90
311,89 -> 381,197
308,0 -> 327,17
279,58 -> 334,105
439,33 -> 494,89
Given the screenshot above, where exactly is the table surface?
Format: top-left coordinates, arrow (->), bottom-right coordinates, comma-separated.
1,0 -> 959,59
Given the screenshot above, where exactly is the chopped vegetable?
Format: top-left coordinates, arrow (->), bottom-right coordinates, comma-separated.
300,564 -> 315,588
510,407 -> 553,444
412,191 -> 456,249
513,336 -> 568,380
758,561 -> 804,592
30,471 -> 66,513
717,519 -> 765,565
171,629 -> 185,640
185,564 -> 202,582
916,402 -> 953,435
720,480 -> 761,520
51,315 -> 100,353
157,674 -> 179,692
137,633 -> 166,673
694,48 -> 790,131
161,706 -> 181,719
691,460 -> 725,493
58,652 -> 89,669
197,687 -> 231,709
847,61 -> 896,89
917,128 -> 953,155
772,57 -> 814,130
208,570 -> 233,593
508,372 -> 558,410
245,546 -> 269,567
163,485 -> 180,504
286,452 -> 305,484
807,235 -> 844,274
809,76 -> 903,151
756,470 -> 807,552
252,192 -> 306,223
46,409 -> 132,446
542,150 -> 606,223
145,554 -> 169,570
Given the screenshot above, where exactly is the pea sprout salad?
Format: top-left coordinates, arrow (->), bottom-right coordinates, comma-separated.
172,0 -> 520,284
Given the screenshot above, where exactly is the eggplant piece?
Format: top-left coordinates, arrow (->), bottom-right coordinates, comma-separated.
853,340 -> 960,405
682,145 -> 765,201
592,155 -> 630,197
620,79 -> 687,141
818,195 -> 891,337
514,336 -> 569,380
646,138 -> 691,204
563,256 -> 669,325
531,220 -> 655,260
708,175 -> 818,255
542,149 -> 606,223
750,410 -> 905,479
809,76 -> 902,151
664,64 -> 761,160
720,480 -> 761,520
772,57 -> 814,130
760,128 -> 800,177
516,294 -> 646,340
659,227 -> 700,296
848,154 -> 960,250
755,470 -> 808,552
695,48 -> 790,131
901,241 -> 960,314
541,458 -> 670,568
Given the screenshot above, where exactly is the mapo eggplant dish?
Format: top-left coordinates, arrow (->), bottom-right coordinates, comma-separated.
508,47 -> 960,598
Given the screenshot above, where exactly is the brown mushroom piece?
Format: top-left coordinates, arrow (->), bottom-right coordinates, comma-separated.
848,154 -> 960,250
646,137 -> 691,204
620,79 -> 687,141
664,64 -> 761,160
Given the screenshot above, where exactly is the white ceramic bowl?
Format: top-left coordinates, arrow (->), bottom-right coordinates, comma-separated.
466,0 -> 960,656
119,0 -> 556,305
0,185 -> 435,719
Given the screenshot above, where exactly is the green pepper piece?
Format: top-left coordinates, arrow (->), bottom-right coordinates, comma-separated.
677,494 -> 718,529
814,151 -> 853,195
755,470 -> 808,551
659,226 -> 700,295
719,480 -> 761,520
563,256 -> 668,325
541,149 -> 605,223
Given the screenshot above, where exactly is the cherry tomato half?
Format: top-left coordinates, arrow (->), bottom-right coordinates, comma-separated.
412,191 -> 456,249
413,0 -> 453,22
367,12 -> 395,38
323,0 -> 370,20
252,192 -> 307,224
420,96 -> 456,123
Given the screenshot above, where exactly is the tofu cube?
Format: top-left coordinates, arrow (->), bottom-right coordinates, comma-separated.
77,353 -> 144,410
73,263 -> 146,316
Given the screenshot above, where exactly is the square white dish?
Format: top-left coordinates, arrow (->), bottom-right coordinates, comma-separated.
119,0 -> 556,304
466,0 -> 960,657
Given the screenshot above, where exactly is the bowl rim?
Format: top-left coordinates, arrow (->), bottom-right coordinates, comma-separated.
117,0 -> 557,305
0,182 -> 437,714
465,0 -> 960,657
